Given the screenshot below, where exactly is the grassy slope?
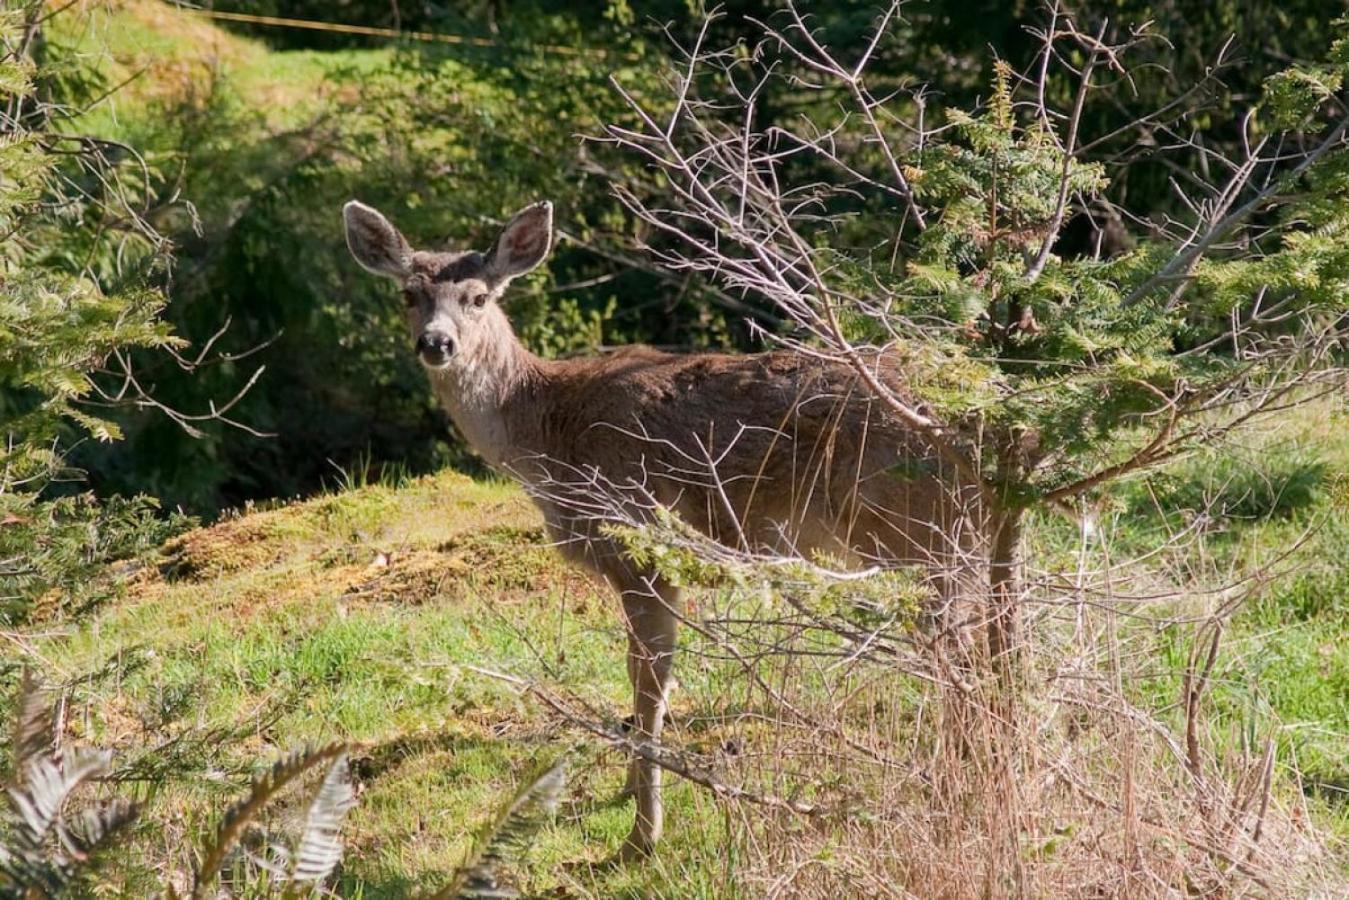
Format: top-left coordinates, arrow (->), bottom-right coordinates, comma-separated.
18,409 -> 1344,896
50,0 -> 390,138
32,470 -> 738,896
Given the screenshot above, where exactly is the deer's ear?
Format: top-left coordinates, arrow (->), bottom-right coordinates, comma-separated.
485,201 -> 553,283
344,201 -> 412,279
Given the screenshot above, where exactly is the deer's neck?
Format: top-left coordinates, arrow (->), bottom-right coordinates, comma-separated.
427,306 -> 545,468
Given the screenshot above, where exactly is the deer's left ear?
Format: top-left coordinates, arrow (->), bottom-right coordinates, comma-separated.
485,201 -> 553,283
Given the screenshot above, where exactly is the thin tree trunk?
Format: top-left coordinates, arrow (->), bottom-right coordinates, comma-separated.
986,505 -> 1024,672
985,503 -> 1027,893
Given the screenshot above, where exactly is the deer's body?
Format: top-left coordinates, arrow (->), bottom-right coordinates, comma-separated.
436,321 -> 959,564
343,200 -> 970,858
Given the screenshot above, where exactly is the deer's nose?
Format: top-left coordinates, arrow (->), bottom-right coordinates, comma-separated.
416,331 -> 455,365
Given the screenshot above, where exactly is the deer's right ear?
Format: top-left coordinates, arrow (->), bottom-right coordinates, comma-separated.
343,201 -> 412,279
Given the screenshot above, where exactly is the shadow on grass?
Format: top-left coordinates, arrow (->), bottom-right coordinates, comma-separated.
1127,455 -> 1326,524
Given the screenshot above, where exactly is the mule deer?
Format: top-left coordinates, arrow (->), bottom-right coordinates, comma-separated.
342,199 -> 975,858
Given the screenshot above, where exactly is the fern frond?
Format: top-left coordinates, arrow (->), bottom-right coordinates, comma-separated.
0,845 -> 70,897
7,751 -> 113,853
61,797 -> 141,861
0,673 -> 138,896
192,742 -> 350,899
7,669 -> 54,777
432,754 -> 568,900
289,753 -> 356,884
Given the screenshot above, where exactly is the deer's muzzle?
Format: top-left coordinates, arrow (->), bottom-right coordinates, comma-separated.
416,331 -> 455,367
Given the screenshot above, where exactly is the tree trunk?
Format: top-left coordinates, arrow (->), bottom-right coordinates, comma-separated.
986,505 -> 1024,674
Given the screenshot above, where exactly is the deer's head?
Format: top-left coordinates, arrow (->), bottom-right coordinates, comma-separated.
342,201 -> 553,370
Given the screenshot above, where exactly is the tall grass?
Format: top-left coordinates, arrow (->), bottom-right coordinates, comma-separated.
542,412 -> 1349,896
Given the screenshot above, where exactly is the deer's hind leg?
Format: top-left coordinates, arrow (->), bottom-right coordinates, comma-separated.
599,558 -> 682,859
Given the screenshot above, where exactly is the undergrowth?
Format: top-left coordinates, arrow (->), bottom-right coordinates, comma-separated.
1,415 -> 1344,896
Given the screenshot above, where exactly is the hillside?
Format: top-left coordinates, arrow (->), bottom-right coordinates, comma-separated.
19,470 -> 728,895
6,404 -> 1344,894
52,0 -> 389,135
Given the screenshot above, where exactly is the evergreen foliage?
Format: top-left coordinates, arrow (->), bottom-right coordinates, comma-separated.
0,4 -> 185,624
874,51 -> 1349,503
601,5 -> 1349,676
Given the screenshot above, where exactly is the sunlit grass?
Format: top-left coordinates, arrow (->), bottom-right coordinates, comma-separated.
23,469 -> 738,894
18,400 -> 1342,893
48,0 -> 391,141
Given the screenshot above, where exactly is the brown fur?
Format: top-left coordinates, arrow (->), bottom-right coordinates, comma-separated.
497,345 -> 964,565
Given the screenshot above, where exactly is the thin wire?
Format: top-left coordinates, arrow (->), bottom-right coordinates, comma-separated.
170,4 -> 642,62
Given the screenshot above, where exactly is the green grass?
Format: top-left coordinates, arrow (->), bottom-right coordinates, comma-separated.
9,395 -> 1346,896
7,399 -> 1342,894
1170,409 -> 1348,813
47,0 -> 391,141
1,419 -> 1343,896
10,470 -> 744,895
1028,398 -> 1349,828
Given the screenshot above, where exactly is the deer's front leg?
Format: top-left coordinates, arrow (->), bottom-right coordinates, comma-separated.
610,569 -> 681,859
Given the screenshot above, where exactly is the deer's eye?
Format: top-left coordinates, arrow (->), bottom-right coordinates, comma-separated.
468,292 -> 488,308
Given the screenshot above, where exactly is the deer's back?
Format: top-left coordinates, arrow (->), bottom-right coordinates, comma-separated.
511,347 -> 973,567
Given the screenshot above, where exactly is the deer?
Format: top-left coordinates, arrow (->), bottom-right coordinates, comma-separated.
342,199 -> 977,859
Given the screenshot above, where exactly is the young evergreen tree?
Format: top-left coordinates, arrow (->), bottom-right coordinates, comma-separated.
0,3 -> 182,622
606,7 -> 1349,672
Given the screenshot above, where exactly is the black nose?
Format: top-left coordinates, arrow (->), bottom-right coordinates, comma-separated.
416,332 -> 455,364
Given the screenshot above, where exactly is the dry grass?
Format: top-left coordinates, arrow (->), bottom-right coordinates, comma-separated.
631,588 -> 1344,897
558,400 -> 1349,897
